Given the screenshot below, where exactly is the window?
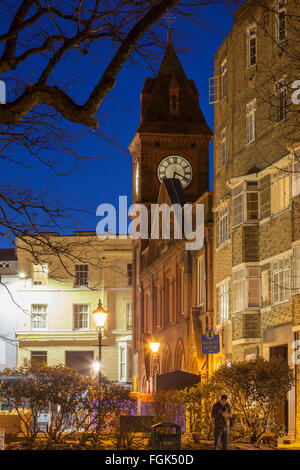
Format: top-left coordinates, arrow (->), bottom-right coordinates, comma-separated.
221,59 -> 228,99
32,264 -> 48,286
118,342 -> 132,382
233,267 -> 260,313
179,267 -> 184,314
232,183 -> 244,227
145,294 -> 151,334
197,257 -> 205,306
31,351 -> 47,364
247,24 -> 257,67
221,128 -> 227,167
126,303 -> 132,329
277,0 -> 286,43
246,99 -> 256,143
232,182 -> 259,227
31,304 -> 47,329
292,158 -> 300,197
127,263 -> 132,286
275,77 -> 287,123
73,304 -> 89,330
271,256 -> 291,304
294,246 -> 300,292
119,345 -> 126,382
271,169 -> 290,214
219,283 -> 229,323
75,264 -> 89,287
219,205 -> 228,245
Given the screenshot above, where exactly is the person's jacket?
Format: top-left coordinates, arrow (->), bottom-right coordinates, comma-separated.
211,401 -> 231,428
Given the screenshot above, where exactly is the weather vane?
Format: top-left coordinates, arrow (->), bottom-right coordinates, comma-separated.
164,13 -> 176,43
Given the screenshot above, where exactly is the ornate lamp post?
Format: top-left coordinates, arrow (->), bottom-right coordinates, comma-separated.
92,299 -> 108,386
149,341 -> 160,393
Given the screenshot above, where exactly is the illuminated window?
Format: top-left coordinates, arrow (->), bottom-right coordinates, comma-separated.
118,342 -> 132,382
179,267 -> 184,315
221,59 -> 228,99
31,304 -> 47,329
233,267 -> 260,313
277,0 -> 286,43
32,264 -> 48,286
75,264 -> 89,287
232,183 -> 244,227
219,205 -> 228,245
73,304 -> 89,329
221,128 -> 227,167
275,77 -> 287,123
232,182 -> 258,227
246,99 -> 256,143
247,24 -> 257,68
126,303 -> 132,329
271,169 -> 290,214
197,257 -> 205,306
219,283 -> 229,323
271,256 -> 291,304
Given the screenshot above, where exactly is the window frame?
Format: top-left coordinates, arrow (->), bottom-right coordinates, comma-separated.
232,267 -> 260,313
275,77 -> 287,123
197,256 -> 205,306
276,0 -> 287,43
247,24 -> 257,68
31,304 -> 48,330
219,282 -> 229,324
220,59 -> 228,100
32,264 -> 48,287
73,303 -> 90,330
219,204 -> 229,246
246,99 -> 256,144
271,168 -> 290,214
271,256 -> 291,305
74,264 -> 89,287
221,128 -> 227,167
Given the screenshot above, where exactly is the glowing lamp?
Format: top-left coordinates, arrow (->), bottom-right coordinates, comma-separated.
92,361 -> 101,373
149,342 -> 160,354
93,300 -> 108,330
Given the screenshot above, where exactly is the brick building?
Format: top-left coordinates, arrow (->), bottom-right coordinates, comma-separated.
212,0 -> 300,442
129,33 -> 214,392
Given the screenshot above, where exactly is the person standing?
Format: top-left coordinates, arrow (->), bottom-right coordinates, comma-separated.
211,394 -> 232,450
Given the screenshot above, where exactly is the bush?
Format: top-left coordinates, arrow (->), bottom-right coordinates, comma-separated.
181,357 -> 295,443
0,363 -> 135,448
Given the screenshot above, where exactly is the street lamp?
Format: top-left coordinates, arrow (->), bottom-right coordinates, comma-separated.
149,340 -> 160,393
93,299 -> 108,386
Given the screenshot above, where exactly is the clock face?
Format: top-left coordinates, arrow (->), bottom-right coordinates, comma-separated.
157,155 -> 193,188
135,161 -> 140,196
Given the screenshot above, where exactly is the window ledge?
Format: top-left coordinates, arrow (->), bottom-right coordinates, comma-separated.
216,239 -> 231,251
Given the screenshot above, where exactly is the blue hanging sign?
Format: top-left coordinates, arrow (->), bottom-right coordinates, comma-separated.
201,330 -> 220,354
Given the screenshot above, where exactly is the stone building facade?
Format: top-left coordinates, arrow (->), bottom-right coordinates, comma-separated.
212,0 -> 300,442
15,232 -> 132,385
130,35 -> 214,392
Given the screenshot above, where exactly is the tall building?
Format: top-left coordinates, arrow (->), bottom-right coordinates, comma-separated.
15,232 -> 132,384
212,0 -> 300,443
129,33 -> 213,392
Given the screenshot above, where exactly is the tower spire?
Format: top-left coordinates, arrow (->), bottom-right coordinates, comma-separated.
165,13 -> 176,44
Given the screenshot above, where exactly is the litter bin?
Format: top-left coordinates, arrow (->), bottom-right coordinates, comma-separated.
151,422 -> 181,450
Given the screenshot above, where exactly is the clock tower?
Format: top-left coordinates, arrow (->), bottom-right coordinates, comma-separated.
129,33 -> 212,206
129,33 -> 212,390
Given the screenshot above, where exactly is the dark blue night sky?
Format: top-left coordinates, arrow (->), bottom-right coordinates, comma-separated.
0,4 -> 235,247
